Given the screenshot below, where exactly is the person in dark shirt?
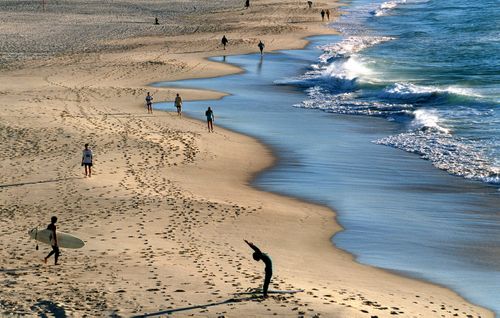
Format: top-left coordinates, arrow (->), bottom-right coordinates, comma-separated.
82,143 -> 93,177
146,92 -> 153,114
245,239 -> 272,298
44,216 -> 60,265
205,107 -> 215,132
258,41 -> 265,55
221,35 -> 229,50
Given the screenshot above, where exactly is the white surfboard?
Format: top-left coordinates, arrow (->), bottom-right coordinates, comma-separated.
28,228 -> 85,249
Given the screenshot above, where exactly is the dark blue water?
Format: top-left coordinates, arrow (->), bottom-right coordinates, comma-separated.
154,1 -> 500,313
291,0 -> 499,185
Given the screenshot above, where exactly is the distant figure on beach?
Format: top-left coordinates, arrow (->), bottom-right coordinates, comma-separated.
44,216 -> 59,265
245,240 -> 272,298
326,9 -> 330,20
146,92 -> 153,114
155,17 -> 159,25
321,9 -> 325,21
205,107 -> 215,132
174,93 -> 183,117
307,1 -> 313,8
258,41 -> 265,55
221,35 -> 229,50
245,0 -> 250,8
82,143 -> 93,177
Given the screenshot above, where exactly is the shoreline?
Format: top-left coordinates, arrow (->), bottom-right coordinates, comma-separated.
156,43 -> 498,318
0,1 -> 494,317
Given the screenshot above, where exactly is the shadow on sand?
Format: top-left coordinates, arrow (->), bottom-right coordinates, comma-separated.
131,295 -> 262,318
0,177 -> 81,188
131,289 -> 304,317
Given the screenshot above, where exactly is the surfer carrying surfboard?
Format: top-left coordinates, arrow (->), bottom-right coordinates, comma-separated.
245,240 -> 272,298
43,216 -> 60,265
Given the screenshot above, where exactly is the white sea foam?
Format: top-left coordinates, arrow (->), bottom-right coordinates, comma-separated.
374,0 -> 404,16
376,131 -> 500,184
294,86 -> 413,116
320,55 -> 374,82
372,0 -> 430,16
382,83 -> 484,100
318,36 -> 394,62
411,109 -> 450,134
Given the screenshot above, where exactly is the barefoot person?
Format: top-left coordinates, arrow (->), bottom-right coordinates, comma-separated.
174,93 -> 183,116
145,92 -> 153,114
82,143 -> 93,177
221,35 -> 228,50
44,216 -> 60,265
258,40 -> 265,55
245,240 -> 272,298
205,106 -> 214,132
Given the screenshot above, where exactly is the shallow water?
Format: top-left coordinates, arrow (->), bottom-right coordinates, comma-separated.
155,35 -> 500,315
294,0 -> 500,185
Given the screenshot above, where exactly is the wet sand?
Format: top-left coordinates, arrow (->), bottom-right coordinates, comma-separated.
0,0 -> 494,317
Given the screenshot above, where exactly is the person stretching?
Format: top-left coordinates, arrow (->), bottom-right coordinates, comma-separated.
245,240 -> 272,298
44,216 -> 60,265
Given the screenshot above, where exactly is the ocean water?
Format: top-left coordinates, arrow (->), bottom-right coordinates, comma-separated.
290,0 -> 500,185
155,1 -> 500,314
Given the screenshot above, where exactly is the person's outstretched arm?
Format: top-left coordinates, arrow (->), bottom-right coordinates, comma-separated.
244,239 -> 261,254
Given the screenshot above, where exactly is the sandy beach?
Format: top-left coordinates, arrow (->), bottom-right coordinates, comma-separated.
0,0 -> 494,317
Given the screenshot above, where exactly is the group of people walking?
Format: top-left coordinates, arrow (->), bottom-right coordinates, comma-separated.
145,92 -> 216,133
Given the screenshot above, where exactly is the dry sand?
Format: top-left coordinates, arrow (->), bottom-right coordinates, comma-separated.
0,0 -> 494,317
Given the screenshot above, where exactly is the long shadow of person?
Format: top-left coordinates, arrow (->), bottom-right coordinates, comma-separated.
131,295 -> 261,318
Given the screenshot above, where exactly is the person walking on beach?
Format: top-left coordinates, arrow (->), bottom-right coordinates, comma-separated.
321,9 -> 325,21
245,0 -> 250,8
205,106 -> 215,132
245,240 -> 272,298
258,40 -> 265,55
146,92 -> 153,114
221,35 -> 229,50
326,9 -> 330,20
174,93 -> 183,117
307,1 -> 313,9
44,216 -> 60,265
82,143 -> 93,177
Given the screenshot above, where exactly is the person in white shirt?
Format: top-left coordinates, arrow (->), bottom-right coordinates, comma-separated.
82,143 -> 93,177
